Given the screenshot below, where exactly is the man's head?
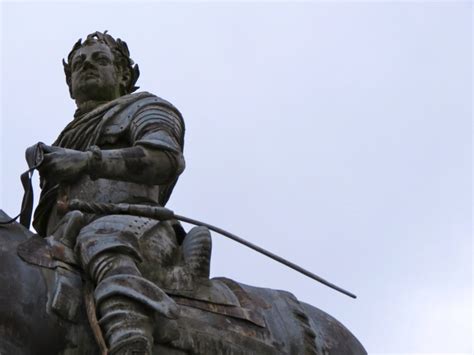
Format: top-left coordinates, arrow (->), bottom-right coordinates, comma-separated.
63,31 -> 140,104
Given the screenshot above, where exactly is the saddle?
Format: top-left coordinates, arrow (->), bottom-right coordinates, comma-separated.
17,232 -> 267,328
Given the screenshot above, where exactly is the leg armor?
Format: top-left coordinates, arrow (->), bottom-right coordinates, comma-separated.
75,215 -> 179,354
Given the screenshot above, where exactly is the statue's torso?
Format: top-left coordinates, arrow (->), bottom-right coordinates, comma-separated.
34,92 -> 185,237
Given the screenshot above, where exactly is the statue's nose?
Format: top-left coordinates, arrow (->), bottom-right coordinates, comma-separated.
83,59 -> 96,70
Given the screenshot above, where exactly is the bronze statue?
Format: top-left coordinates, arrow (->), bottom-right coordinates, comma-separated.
30,31 -> 188,355
0,31 -> 367,355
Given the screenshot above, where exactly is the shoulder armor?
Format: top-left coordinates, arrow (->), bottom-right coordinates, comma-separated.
102,92 -> 183,138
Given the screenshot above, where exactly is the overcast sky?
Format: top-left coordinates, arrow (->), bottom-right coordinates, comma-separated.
0,1 -> 472,354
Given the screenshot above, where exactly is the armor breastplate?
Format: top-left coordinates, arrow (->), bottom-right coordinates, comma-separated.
45,176 -> 160,236
63,176 -> 160,205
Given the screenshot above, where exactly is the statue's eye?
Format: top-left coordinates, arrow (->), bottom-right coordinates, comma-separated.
72,60 -> 83,71
97,57 -> 111,65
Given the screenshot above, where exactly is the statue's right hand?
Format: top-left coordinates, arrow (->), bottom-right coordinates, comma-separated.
37,145 -> 90,183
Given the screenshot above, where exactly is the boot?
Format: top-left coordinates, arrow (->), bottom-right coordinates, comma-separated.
99,296 -> 153,355
89,253 -> 178,354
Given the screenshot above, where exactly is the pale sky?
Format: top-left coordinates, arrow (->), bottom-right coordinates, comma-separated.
1,1 -> 472,354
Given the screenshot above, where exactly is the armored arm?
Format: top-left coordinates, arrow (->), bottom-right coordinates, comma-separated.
93,100 -> 185,185
39,99 -> 185,186
86,145 -> 184,185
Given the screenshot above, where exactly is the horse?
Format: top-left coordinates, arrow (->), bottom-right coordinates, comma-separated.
0,209 -> 366,355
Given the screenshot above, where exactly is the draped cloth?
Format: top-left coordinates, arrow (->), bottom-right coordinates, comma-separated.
54,92 -> 154,150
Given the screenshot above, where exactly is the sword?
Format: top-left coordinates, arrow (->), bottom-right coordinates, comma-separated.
60,199 -> 357,299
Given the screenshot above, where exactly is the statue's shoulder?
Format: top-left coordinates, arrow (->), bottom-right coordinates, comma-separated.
117,91 -> 182,117
104,92 -> 184,136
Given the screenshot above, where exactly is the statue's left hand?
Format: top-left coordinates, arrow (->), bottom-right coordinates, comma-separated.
38,145 -> 90,183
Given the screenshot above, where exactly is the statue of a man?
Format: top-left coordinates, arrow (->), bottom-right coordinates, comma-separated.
32,31 -> 185,355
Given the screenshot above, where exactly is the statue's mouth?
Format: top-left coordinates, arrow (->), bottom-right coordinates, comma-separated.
82,71 -> 99,79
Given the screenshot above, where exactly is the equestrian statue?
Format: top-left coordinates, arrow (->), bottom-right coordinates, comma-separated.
0,31 -> 367,355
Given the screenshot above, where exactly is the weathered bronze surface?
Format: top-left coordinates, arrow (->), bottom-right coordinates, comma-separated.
0,31 -> 367,355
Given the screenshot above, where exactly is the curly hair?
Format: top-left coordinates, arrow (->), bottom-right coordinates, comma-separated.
63,31 -> 140,98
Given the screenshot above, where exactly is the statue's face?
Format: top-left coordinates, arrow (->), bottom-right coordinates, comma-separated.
70,41 -> 122,104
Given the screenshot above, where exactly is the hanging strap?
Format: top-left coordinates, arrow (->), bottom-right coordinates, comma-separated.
0,142 -> 46,227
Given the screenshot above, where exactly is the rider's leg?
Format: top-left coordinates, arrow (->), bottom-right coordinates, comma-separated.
75,215 -> 178,355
